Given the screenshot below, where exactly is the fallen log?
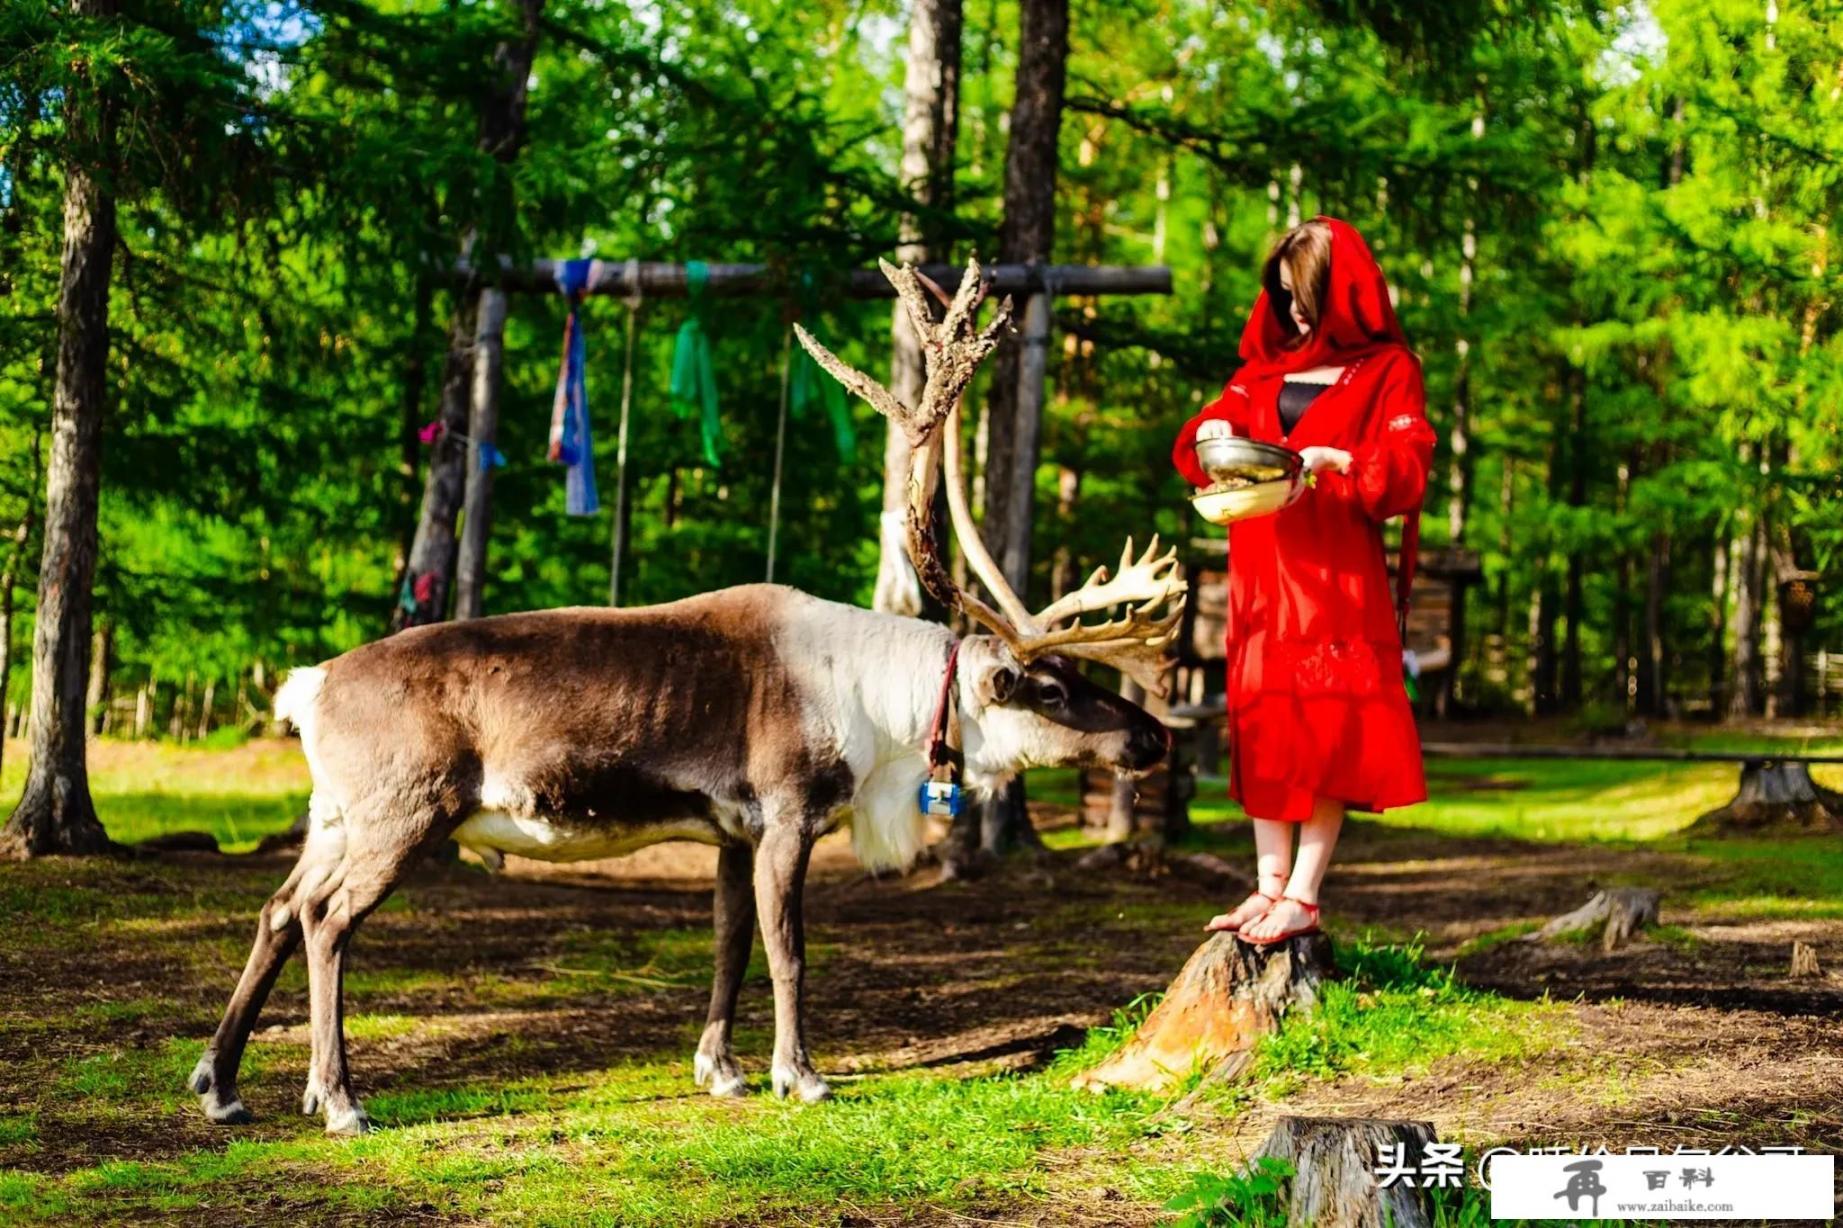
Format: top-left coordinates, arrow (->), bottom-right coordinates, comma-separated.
1531,888 -> 1659,952
1074,931 -> 1331,1094
1249,1115 -> 1441,1228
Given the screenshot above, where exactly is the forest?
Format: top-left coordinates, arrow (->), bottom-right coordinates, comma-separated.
6,3 -> 1843,1226
3,0 -> 1837,748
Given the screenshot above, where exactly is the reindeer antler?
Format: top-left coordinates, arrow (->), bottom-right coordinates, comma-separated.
794,256 -> 1187,698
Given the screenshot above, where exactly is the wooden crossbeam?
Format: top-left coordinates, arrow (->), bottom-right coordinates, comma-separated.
456,259 -> 1173,299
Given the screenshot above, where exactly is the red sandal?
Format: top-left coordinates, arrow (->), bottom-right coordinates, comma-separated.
1203,889 -> 1283,934
1238,895 -> 1321,946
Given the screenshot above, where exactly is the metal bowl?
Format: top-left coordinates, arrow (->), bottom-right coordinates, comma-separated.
1193,435 -> 1301,486
1187,435 -> 1306,525
1190,477 -> 1304,525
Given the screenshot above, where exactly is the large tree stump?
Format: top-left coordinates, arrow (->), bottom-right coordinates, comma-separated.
1249,1115 -> 1441,1228
1690,759 -> 1843,833
1074,932 -> 1332,1094
1531,888 -> 1659,952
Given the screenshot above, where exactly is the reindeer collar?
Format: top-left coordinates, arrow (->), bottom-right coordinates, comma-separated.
919,640 -> 966,818
926,639 -> 964,775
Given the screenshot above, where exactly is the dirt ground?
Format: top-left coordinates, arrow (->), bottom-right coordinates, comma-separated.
6,804 -> 1843,1222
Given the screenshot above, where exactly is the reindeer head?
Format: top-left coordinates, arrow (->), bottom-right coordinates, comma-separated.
795,257 -> 1186,784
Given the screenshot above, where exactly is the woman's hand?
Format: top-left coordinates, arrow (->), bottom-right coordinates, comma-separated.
1196,419 -> 1237,442
1299,446 -> 1353,475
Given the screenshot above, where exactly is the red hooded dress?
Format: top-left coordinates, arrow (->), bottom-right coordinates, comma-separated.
1172,217 -> 1434,822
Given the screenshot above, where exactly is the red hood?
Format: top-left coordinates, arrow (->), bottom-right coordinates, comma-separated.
1237,216 -> 1406,379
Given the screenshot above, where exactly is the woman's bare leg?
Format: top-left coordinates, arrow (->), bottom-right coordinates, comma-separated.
1205,817 -> 1294,932
1239,797 -> 1343,940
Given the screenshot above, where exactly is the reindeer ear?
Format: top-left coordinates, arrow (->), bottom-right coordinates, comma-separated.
974,657 -> 1022,708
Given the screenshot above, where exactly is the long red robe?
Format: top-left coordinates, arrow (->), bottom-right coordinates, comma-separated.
1172,217 -> 1434,822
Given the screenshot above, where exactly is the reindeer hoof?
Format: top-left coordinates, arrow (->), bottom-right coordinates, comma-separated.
771,1065 -> 831,1104
191,1056 -> 251,1124
204,1097 -> 253,1125
694,1051 -> 749,1098
301,1080 -> 323,1117
324,1104 -> 372,1137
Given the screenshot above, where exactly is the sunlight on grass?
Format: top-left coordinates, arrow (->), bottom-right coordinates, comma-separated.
0,736 -> 308,850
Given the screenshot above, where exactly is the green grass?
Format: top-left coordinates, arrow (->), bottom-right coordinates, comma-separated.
1245,934 -> 1568,1098
3,735 -> 1837,1223
0,736 -> 308,850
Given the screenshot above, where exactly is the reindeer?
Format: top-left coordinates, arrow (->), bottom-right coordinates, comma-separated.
191,257 -> 1186,1134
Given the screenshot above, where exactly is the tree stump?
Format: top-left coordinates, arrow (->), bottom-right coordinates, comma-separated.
1073,932 -> 1332,1094
1249,1115 -> 1441,1228
1531,888 -> 1660,952
1690,760 -> 1843,834
1790,940 -> 1822,978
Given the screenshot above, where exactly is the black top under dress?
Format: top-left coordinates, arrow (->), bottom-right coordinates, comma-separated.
1277,380 -> 1331,436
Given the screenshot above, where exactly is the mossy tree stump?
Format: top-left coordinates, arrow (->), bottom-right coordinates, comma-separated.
1074,931 -> 1333,1094
1250,1115 -> 1442,1228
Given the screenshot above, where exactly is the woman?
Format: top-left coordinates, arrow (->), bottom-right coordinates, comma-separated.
1171,216 -> 1435,945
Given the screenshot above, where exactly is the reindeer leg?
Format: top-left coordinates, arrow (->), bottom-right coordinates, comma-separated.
191,815 -> 341,1124
299,817 -> 443,1136
694,842 -> 755,1097
752,819 -> 828,1103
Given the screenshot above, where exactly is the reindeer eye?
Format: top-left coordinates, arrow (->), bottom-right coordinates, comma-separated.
1038,680 -> 1069,707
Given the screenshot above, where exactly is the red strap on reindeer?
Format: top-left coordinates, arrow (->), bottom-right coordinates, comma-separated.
927,639 -> 962,774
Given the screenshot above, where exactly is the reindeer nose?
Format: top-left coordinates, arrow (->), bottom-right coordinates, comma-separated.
1128,721 -> 1170,769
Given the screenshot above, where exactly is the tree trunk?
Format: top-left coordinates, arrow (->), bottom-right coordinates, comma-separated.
1708,530 -> 1730,713
394,0 -> 544,630
974,0 -> 1068,858
1560,365 -> 1587,709
1638,527 -> 1669,716
3,4 -> 118,857
452,288 -> 508,621
1728,495 -> 1765,718
876,0 -> 962,618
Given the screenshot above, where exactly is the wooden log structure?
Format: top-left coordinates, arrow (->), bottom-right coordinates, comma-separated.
1249,1115 -> 1443,1228
454,259 -> 1173,300
1074,931 -> 1332,1094
432,257 -> 1169,623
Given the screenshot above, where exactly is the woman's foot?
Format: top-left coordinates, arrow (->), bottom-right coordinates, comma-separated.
1204,883 -> 1285,933
1238,894 -> 1320,944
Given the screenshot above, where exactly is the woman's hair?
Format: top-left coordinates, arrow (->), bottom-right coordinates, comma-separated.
1261,220 -> 1333,342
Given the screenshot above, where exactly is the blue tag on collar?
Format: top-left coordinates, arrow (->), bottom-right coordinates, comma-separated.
918,779 -> 964,818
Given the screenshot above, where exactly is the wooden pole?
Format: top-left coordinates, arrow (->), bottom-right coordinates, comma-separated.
454,288 -> 508,621
459,259 -> 1170,301
765,325 -> 794,583
608,291 -> 640,606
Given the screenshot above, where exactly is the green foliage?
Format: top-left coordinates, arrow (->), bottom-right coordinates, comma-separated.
1164,1156 -> 1295,1228
0,0 -> 1839,732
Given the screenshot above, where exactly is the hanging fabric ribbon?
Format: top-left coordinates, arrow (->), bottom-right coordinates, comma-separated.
788,271 -> 854,457
670,260 -> 723,467
787,337 -> 855,457
548,259 -> 601,516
